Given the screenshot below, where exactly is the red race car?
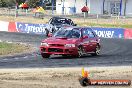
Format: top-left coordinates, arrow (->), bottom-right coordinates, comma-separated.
40,27 -> 101,58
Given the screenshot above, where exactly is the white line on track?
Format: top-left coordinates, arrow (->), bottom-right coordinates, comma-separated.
14,58 -> 19,60
23,56 -> 28,59
3,59 -> 8,61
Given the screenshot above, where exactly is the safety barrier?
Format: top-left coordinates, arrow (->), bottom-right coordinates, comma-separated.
0,21 -> 9,32
92,27 -> 124,38
0,21 -> 131,39
16,22 -> 47,34
124,29 -> 132,39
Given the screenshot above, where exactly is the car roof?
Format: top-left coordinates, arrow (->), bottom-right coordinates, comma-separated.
63,26 -> 81,29
64,26 -> 93,30
52,17 -> 71,20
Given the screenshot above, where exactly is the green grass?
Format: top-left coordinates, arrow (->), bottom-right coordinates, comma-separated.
77,22 -> 132,28
0,42 -> 31,56
0,16 -> 132,28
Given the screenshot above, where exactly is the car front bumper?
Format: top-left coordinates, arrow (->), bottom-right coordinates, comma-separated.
40,46 -> 78,55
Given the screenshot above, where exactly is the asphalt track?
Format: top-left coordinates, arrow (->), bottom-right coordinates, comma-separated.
0,31 -> 132,68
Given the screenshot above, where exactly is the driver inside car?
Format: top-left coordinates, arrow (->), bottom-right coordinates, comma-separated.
70,31 -> 80,38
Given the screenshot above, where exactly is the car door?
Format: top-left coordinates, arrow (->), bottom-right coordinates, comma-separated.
87,28 -> 98,52
82,28 -> 92,52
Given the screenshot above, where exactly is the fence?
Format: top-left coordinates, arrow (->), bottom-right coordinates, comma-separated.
0,7 -> 132,18
0,7 -> 132,38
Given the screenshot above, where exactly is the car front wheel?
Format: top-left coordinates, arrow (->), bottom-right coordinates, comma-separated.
41,53 -> 50,58
77,46 -> 83,57
62,54 -> 70,57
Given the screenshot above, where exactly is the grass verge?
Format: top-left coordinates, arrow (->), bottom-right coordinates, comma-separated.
0,42 -> 31,56
0,16 -> 132,28
77,22 -> 132,28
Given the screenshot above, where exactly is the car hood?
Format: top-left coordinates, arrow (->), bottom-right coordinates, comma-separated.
42,37 -> 79,44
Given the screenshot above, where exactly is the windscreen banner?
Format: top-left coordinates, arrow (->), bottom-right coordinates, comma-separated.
92,27 -> 124,38
16,22 -> 48,34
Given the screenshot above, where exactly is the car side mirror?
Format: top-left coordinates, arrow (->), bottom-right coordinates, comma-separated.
73,24 -> 77,26
48,33 -> 52,37
83,35 -> 89,39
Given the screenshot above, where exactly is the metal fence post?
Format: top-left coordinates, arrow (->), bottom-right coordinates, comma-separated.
96,14 -> 99,24
15,6 -> 18,18
52,0 -> 54,15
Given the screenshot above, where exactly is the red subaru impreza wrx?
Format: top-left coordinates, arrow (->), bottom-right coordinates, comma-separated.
40,27 -> 101,58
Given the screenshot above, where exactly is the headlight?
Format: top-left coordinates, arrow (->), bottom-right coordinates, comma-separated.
65,44 -> 75,47
41,42 -> 49,46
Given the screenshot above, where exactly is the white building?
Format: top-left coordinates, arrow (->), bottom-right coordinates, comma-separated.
56,0 -> 132,16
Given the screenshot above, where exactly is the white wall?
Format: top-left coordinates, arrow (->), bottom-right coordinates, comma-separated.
0,21 -> 9,32
56,0 -> 132,15
56,0 -> 90,14
90,0 -> 103,14
126,0 -> 132,16
56,0 -> 76,14
75,0 -> 85,13
103,0 -> 126,15
55,0 -> 124,15
56,0 -> 63,14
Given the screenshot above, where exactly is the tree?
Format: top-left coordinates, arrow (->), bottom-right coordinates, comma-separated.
16,0 -> 26,4
0,0 -> 26,7
0,0 -> 7,7
27,0 -> 41,8
6,0 -> 16,6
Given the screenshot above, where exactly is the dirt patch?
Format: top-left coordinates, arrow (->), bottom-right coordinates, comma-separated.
0,66 -> 131,88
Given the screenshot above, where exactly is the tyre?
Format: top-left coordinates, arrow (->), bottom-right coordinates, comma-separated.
77,46 -> 83,57
45,28 -> 49,37
91,45 -> 100,56
52,28 -> 56,33
62,55 -> 68,57
41,53 -> 50,58
79,77 -> 90,86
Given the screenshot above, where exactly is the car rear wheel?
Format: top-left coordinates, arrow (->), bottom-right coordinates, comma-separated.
41,53 -> 50,58
91,45 -> 100,56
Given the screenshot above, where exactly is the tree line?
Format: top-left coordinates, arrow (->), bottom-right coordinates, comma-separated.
0,0 -> 41,8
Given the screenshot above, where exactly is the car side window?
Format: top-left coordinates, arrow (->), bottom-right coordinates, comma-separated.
82,29 -> 88,36
83,28 -> 95,38
88,30 -> 95,38
70,20 -> 74,25
49,18 -> 53,24
65,19 -> 70,25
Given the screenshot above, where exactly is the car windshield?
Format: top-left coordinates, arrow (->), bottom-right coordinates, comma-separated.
53,28 -> 81,38
52,18 -> 71,25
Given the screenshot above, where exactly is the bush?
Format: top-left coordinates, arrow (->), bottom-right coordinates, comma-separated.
0,0 -> 25,7
0,0 -> 7,7
0,0 -> 55,9
0,0 -> 15,7
27,0 -> 41,8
